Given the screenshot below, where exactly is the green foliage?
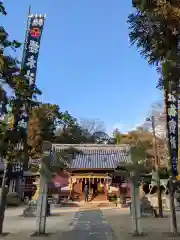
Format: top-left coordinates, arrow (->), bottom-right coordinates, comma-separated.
0,2 -> 7,15
157,60 -> 179,91
131,144 -> 149,163
113,128 -> 153,153
0,2 -> 41,165
36,146 -> 81,181
28,103 -> 61,159
55,113 -> 96,144
114,141 -> 152,181
6,192 -> 20,206
128,0 -> 180,90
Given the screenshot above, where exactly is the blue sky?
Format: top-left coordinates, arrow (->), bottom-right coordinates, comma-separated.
2,0 -> 160,134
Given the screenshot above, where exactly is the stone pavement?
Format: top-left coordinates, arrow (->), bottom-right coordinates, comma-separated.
59,210 -> 117,240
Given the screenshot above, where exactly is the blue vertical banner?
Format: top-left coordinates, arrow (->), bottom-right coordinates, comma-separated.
18,15 -> 45,129
166,91 -> 178,176
23,15 -> 45,87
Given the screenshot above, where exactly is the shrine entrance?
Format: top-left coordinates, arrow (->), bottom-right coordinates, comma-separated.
70,174 -> 111,201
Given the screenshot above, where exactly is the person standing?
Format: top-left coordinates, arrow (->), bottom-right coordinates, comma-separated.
83,185 -> 89,202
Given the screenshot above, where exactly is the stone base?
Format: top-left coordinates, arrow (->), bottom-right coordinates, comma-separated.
22,205 -> 37,217
21,201 -> 51,217
22,200 -> 37,217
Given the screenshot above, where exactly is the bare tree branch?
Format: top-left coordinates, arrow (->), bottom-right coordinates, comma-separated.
79,118 -> 105,135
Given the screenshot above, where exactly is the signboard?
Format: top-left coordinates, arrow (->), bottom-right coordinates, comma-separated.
166,91 -> 178,176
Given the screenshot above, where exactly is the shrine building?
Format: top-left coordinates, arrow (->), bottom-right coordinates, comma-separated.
52,144 -> 131,201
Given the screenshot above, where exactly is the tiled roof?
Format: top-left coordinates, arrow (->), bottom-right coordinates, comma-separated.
53,144 -> 131,169
0,144 -> 131,171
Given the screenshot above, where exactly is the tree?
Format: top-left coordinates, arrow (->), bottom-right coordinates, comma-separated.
55,116 -> 109,144
0,2 -> 41,234
145,101 -> 168,163
28,106 -> 83,174
80,118 -> 112,143
113,128 -> 152,147
113,126 -> 168,167
79,118 -> 105,135
128,0 -> 180,232
55,113 -> 96,144
128,0 -> 180,93
114,144 -> 152,235
28,103 -> 61,160
0,3 -> 22,234
55,112 -> 81,143
92,131 -> 111,144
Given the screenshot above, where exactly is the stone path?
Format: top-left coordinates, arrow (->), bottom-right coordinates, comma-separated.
61,209 -> 117,240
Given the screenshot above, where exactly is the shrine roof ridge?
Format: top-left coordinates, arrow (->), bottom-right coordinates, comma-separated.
52,144 -> 130,150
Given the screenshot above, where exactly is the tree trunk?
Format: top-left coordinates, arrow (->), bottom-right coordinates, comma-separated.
169,176 -> 177,234
151,115 -> 163,217
157,177 -> 163,217
0,162 -> 9,234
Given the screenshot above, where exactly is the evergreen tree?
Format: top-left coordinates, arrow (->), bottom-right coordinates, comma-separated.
0,2 -> 41,233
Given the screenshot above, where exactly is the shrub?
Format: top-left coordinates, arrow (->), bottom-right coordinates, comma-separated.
7,192 -> 20,206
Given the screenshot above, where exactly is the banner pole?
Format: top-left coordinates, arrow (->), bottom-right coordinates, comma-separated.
21,6 -> 31,68
165,85 -> 178,234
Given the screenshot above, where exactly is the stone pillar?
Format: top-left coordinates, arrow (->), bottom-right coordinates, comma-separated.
8,180 -> 13,192
16,177 -> 21,195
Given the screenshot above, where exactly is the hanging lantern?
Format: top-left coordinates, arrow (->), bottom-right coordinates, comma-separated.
85,178 -> 87,184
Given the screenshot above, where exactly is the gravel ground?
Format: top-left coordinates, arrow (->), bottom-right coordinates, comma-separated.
102,208 -> 180,240
2,210 -> 77,240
